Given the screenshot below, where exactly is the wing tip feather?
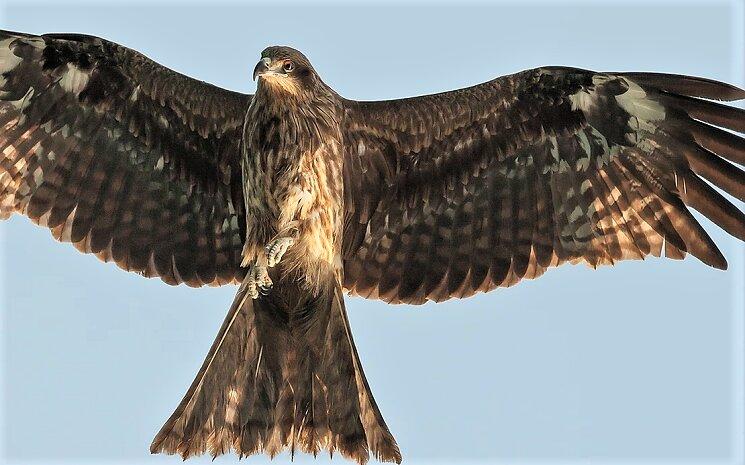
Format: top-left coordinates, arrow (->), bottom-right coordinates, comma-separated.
623,72 -> 745,101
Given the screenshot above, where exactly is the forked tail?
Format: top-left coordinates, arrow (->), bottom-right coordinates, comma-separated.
150,273 -> 401,464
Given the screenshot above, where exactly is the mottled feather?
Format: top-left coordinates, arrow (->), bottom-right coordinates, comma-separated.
342,67 -> 745,304
0,30 -> 249,286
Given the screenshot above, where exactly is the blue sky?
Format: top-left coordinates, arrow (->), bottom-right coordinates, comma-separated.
1,1 -> 743,464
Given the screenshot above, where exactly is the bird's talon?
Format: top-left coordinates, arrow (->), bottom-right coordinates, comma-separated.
265,237 -> 295,268
246,263 -> 271,299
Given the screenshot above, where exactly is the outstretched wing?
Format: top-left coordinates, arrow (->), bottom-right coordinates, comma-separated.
342,67 -> 745,304
0,30 -> 250,287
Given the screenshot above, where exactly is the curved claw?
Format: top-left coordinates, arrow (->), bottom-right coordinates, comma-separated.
246,263 -> 272,299
266,237 -> 295,268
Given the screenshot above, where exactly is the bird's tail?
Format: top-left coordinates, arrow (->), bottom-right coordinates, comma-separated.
149,271 -> 401,464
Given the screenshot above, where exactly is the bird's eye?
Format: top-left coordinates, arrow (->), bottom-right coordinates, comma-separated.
283,61 -> 295,73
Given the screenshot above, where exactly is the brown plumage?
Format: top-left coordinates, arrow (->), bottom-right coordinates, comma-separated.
1,29 -> 744,464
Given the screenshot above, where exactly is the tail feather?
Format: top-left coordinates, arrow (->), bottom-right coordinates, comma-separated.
149,273 -> 401,464
334,287 -> 401,462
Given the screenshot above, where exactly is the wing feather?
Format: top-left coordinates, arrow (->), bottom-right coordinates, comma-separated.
0,30 -> 250,286
342,67 -> 745,304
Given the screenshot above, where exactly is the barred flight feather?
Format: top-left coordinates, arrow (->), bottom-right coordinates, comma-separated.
342,67 -> 745,304
0,30 -> 249,287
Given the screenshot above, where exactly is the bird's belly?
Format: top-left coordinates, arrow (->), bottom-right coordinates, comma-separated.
276,182 -> 341,279
241,153 -> 343,289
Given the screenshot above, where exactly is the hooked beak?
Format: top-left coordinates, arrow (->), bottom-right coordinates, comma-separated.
253,57 -> 272,81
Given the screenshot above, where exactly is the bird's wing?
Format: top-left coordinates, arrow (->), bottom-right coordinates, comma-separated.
0,30 -> 250,287
342,67 -> 745,304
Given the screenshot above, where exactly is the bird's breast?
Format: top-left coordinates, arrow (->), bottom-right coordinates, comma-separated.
240,103 -> 345,285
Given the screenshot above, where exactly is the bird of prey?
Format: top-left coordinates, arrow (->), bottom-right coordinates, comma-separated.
1,29 -> 744,464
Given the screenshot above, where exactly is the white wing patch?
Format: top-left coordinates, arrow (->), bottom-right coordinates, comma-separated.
0,38 -> 23,74
58,63 -> 91,95
616,77 -> 665,122
569,74 -> 665,123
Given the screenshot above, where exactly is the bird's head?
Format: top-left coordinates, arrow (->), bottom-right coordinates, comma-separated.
253,46 -> 321,99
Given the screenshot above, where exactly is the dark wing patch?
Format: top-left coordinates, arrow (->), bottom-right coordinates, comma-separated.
0,30 -> 250,286
342,67 -> 745,304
